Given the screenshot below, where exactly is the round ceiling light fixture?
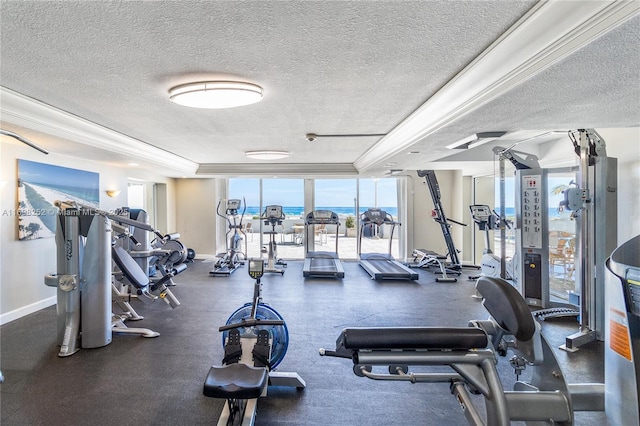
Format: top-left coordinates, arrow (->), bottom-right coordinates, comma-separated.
245,150 -> 290,160
169,81 -> 263,109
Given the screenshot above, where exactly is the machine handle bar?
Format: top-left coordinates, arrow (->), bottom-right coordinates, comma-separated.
219,318 -> 285,332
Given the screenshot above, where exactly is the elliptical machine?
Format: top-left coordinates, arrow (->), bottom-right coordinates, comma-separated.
261,205 -> 286,275
469,204 -> 515,280
210,199 -> 247,277
203,258 -> 305,425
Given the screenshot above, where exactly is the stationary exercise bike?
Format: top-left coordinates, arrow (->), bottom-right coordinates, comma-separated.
469,204 -> 515,280
211,199 -> 247,277
203,259 -> 305,425
261,205 -> 286,275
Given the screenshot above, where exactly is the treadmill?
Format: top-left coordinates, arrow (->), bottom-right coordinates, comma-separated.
302,210 -> 345,278
358,208 -> 418,281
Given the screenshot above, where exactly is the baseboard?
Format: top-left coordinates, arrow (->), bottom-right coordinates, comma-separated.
195,253 -> 216,260
0,296 -> 56,325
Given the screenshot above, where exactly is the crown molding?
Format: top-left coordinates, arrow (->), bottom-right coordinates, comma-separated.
0,87 -> 199,175
197,162 -> 358,177
354,0 -> 640,172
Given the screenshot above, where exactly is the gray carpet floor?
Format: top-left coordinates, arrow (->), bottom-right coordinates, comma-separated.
1,259 -> 606,425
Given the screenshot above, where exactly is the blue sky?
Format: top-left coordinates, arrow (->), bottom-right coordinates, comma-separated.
18,159 -> 99,189
230,178 -> 398,207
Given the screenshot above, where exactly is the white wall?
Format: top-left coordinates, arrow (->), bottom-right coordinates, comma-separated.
411,170 -> 466,259
0,138 -> 177,324
597,128 -> 640,245
175,178 -> 218,258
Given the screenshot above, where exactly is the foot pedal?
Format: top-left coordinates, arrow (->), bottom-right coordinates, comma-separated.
252,330 -> 270,368
222,329 -> 242,364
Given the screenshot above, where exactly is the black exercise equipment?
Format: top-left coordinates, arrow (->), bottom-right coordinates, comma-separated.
303,210 -> 345,278
416,170 -> 479,274
358,208 -> 417,281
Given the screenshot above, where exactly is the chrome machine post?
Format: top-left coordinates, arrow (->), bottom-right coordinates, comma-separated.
45,204 -> 113,356
563,129 -> 617,351
58,209 -> 82,357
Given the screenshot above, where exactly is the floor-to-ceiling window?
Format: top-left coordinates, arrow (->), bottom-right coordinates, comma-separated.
229,177 -> 400,261
314,179 -> 357,259
359,178 -> 399,259
229,178 -> 261,258
262,179 -> 305,259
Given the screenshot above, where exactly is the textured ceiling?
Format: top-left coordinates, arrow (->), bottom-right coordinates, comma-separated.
1,1 -> 638,177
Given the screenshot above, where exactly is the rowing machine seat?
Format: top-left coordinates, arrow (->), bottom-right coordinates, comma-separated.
203,364 -> 268,399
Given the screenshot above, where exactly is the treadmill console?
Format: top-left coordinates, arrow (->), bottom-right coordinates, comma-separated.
362,208 -> 391,226
306,210 -> 339,224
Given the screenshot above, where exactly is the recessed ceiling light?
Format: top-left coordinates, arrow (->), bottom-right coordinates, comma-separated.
128,162 -> 139,166
169,81 -> 263,109
245,150 -> 289,160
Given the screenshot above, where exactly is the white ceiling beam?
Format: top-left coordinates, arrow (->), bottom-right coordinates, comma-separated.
354,0 -> 640,172
197,162 -> 358,177
0,87 -> 199,175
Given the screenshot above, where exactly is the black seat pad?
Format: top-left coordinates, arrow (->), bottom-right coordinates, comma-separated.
340,327 -> 487,351
203,364 -> 268,399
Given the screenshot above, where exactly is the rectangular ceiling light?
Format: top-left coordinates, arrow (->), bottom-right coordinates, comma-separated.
446,131 -> 507,149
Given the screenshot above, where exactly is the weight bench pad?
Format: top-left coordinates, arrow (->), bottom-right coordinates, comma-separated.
203,363 -> 268,399
112,246 -> 149,289
476,277 -> 536,341
340,327 -> 487,351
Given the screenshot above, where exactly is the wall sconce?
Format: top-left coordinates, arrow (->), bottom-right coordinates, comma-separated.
105,190 -> 121,198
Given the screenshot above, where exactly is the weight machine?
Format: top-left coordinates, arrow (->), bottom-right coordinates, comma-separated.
494,129 -> 617,350
44,201 -> 179,357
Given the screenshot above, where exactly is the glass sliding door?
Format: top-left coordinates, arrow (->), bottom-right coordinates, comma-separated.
314,179 -> 357,259
228,177 -> 404,262
229,178 -> 261,259
359,178 -> 399,259
262,178 -> 305,260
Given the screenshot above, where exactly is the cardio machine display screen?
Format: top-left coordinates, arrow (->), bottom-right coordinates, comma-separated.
227,199 -> 241,209
248,258 -> 264,278
265,205 -> 283,218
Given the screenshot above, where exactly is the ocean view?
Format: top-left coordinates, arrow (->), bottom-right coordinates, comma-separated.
244,206 -> 398,218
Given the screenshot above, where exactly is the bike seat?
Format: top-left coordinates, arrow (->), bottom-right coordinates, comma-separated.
203,363 -> 268,399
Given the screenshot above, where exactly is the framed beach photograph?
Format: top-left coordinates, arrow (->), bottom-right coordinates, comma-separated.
17,159 -> 100,240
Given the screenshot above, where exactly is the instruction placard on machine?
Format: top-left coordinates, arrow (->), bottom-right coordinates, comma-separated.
521,174 -> 542,249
